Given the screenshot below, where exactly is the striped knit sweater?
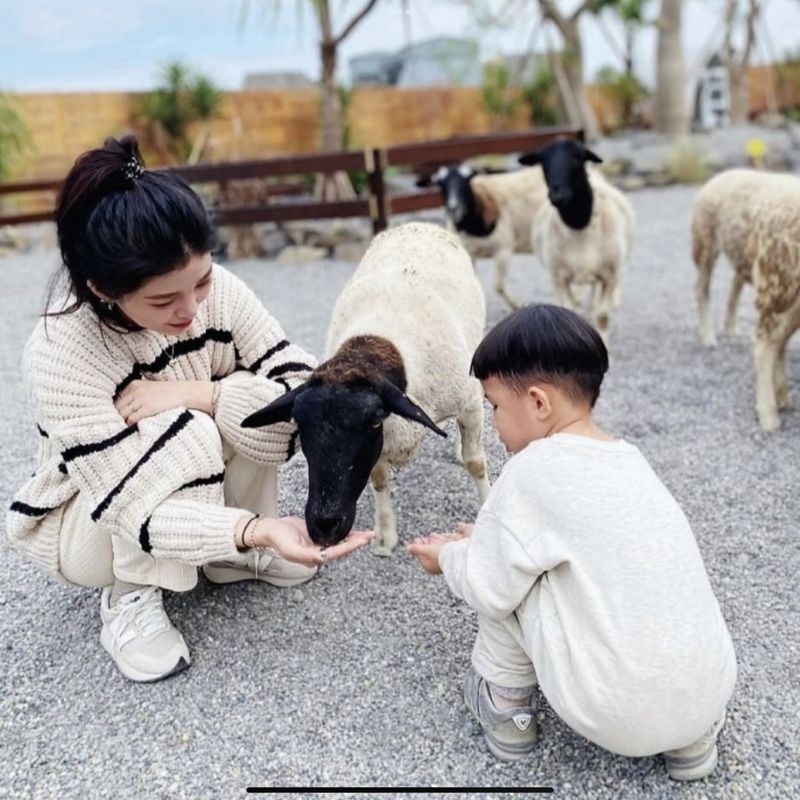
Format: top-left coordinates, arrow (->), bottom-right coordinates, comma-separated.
7,263 -> 316,576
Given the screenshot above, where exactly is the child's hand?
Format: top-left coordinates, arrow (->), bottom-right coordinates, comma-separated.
455,522 -> 474,538
407,531 -> 464,575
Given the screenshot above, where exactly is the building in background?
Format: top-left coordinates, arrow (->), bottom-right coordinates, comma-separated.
243,71 -> 316,90
349,37 -> 480,87
693,52 -> 731,129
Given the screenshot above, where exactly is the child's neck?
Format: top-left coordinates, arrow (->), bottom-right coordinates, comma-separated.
548,412 -> 615,442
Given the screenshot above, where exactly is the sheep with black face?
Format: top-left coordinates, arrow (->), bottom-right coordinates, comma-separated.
243,222 -> 491,555
519,138 -> 635,342
423,164 -> 548,310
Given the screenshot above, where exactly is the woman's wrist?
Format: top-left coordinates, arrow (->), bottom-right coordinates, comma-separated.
181,381 -> 215,414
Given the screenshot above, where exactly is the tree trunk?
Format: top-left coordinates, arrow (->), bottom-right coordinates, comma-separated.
320,41 -> 343,152
724,0 -> 760,125
654,0 -> 688,136
539,2 -> 599,140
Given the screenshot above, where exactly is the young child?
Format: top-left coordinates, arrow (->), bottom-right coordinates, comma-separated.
407,304 -> 737,782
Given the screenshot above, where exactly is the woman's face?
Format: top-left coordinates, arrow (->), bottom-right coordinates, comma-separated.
116,253 -> 213,335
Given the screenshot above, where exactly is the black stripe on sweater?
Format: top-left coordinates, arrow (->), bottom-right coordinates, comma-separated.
177,471 -> 225,492
139,517 -> 152,553
10,500 -> 56,517
62,424 -> 138,464
248,339 -> 289,373
114,328 -> 234,398
91,410 -> 194,522
266,361 -> 314,380
37,424 -> 49,438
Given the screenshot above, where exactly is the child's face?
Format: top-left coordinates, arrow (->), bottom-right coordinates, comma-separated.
482,375 -> 547,454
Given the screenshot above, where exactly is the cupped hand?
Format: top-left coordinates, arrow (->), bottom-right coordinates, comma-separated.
257,516 -> 375,567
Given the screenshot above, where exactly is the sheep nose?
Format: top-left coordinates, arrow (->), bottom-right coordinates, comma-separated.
308,514 -> 348,546
549,189 -> 570,206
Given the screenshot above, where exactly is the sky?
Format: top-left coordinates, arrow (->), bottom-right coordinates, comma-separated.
1,0 -> 798,93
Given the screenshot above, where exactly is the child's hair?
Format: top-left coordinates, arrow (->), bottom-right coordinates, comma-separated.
471,304 -> 609,407
47,134 -> 219,331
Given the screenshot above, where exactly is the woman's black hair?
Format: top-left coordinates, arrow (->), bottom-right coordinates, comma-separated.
46,135 -> 219,331
471,303 -> 609,407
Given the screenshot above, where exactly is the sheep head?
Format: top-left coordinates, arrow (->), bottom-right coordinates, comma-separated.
519,138 -> 602,229
242,340 -> 446,546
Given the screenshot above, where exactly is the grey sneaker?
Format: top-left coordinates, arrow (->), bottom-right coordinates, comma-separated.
664,712 -> 727,781
463,666 -> 537,761
203,548 -> 317,588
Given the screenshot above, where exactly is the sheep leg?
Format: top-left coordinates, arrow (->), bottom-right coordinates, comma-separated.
369,460 -> 397,556
775,332 -> 795,410
552,271 -> 578,312
695,246 -> 718,346
753,332 -> 781,431
593,277 -> 615,344
494,249 -> 520,310
723,271 -> 746,337
452,423 -> 463,464
457,398 -> 491,504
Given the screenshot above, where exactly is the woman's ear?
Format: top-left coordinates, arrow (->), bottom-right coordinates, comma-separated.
87,280 -> 110,302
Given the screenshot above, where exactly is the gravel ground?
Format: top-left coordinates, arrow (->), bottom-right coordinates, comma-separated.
1,184 -> 798,800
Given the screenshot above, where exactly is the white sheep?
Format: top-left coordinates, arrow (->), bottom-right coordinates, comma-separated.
691,168 -> 800,346
519,139 -> 634,342
426,165 -> 549,309
744,183 -> 800,431
244,222 -> 491,555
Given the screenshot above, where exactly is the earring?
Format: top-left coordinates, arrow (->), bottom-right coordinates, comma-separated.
104,300 -> 115,311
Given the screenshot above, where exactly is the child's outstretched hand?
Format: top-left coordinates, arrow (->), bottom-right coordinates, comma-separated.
407,526 -> 471,575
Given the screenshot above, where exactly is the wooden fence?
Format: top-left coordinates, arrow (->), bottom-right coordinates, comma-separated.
0,126 -> 583,235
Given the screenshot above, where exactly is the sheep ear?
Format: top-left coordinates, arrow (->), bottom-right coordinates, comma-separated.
583,148 -> 603,164
380,380 -> 447,438
420,166 -> 448,187
518,151 -> 540,166
241,384 -> 306,428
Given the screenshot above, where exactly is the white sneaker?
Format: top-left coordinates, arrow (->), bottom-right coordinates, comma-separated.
203,548 -> 318,587
100,586 -> 190,683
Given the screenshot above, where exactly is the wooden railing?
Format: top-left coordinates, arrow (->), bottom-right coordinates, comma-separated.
0,126 -> 583,234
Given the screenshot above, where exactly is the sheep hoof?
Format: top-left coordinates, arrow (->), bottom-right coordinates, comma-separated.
370,541 -> 394,558
757,412 -> 781,432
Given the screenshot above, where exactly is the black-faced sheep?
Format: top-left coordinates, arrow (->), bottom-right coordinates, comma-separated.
424,165 -> 548,309
243,222 -> 490,555
519,138 -> 635,343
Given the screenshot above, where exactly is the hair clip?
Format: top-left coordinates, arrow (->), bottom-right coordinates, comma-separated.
122,157 -> 144,181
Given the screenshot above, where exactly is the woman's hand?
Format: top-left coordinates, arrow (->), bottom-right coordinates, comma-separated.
253,516 -> 375,568
115,379 -> 214,425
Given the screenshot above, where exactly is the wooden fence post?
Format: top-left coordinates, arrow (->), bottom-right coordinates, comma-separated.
366,148 -> 387,234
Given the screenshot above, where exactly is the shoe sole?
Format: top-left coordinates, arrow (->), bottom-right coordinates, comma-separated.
100,627 -> 190,683
666,744 -> 718,781
202,564 -> 316,587
485,729 -> 538,762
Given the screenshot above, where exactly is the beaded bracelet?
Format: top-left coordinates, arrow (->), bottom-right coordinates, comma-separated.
235,514 -> 260,552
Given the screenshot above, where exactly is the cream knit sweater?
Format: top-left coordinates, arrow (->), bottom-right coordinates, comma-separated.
7,264 -> 315,576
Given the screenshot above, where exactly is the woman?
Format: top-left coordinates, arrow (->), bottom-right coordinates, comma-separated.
7,136 -> 371,683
